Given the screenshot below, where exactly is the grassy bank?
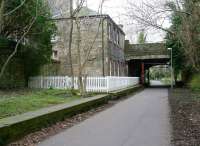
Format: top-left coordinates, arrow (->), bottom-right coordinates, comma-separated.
0,89 -> 81,119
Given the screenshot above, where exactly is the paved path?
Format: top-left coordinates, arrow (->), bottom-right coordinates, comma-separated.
150,80 -> 165,86
38,89 -> 171,146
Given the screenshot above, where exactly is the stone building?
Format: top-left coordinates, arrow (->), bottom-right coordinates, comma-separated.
47,0 -> 70,18
41,5 -> 127,77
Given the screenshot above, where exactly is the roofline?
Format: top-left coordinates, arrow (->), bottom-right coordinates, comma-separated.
105,15 -> 125,35
51,14 -> 125,35
78,14 -> 125,35
129,42 -> 166,45
126,55 -> 170,61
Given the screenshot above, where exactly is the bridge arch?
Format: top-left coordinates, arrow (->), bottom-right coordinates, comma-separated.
125,41 -> 170,85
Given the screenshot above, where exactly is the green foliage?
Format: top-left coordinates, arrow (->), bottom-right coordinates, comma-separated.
165,2 -> 187,81
0,0 -> 56,80
137,31 -> 147,44
190,74 -> 200,91
0,89 -> 81,119
166,34 -> 185,77
165,0 -> 200,84
149,66 -> 171,80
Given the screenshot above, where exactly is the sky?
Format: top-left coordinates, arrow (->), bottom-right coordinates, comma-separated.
87,0 -> 171,43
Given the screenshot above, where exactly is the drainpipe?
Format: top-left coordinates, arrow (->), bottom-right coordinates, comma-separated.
101,17 -> 106,77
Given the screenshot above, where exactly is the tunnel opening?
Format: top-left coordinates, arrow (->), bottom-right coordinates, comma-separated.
147,65 -> 172,87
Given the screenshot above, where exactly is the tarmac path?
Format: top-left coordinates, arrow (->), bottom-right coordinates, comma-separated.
38,88 -> 171,146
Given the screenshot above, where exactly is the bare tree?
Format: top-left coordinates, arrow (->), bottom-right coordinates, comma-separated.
126,0 -> 172,33
0,0 -> 4,33
73,0 -> 105,96
68,0 -> 75,88
50,0 -> 85,91
54,0 -> 105,95
126,0 -> 193,34
126,0 -> 200,72
69,0 -> 84,89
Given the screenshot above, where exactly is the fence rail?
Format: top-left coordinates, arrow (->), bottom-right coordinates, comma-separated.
29,76 -> 139,93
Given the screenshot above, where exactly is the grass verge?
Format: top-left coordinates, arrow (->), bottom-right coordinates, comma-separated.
0,89 -> 81,119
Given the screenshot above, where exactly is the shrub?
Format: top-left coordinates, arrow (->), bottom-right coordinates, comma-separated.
190,74 -> 200,91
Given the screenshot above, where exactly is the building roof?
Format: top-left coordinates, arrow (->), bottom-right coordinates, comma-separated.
78,7 -> 124,34
78,14 -> 125,35
51,6 -> 125,35
78,6 -> 99,16
47,0 -> 70,18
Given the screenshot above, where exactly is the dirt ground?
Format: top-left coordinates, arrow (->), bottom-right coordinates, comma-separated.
169,88 -> 200,146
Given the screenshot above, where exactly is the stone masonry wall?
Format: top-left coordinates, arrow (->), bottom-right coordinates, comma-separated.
42,15 -> 127,77
46,16 -> 106,77
106,18 -> 127,76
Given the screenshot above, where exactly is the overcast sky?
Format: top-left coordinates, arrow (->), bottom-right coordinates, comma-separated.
87,0 -> 170,43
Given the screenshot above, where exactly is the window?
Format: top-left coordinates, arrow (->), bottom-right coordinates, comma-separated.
108,24 -> 112,40
51,35 -> 59,43
110,60 -> 112,76
117,31 -> 120,45
52,50 -> 58,60
113,27 -> 117,43
113,28 -> 120,45
118,62 -> 120,76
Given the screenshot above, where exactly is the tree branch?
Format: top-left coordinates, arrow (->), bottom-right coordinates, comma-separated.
0,0 -> 38,79
3,0 -> 26,16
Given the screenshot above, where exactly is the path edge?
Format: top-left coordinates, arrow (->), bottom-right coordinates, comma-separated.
0,85 -> 142,145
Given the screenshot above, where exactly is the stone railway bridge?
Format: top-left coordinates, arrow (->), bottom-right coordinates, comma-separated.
125,41 -> 170,85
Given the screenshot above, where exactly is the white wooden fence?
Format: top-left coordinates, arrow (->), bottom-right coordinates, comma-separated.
28,76 -> 139,93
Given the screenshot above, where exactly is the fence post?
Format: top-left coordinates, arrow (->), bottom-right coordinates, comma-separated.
28,76 -> 140,92
107,76 -> 110,93
40,76 -> 43,88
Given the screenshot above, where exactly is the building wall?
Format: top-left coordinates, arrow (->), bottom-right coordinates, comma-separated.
106,18 -> 127,76
42,16 -> 105,77
42,15 -> 127,77
71,16 -> 106,76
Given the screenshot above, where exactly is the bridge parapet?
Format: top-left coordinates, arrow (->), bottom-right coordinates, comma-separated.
125,41 -> 170,61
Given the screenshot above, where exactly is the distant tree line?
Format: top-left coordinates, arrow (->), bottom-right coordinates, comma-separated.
165,0 -> 200,83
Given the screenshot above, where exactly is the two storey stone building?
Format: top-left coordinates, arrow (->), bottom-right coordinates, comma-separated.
42,2 -> 127,77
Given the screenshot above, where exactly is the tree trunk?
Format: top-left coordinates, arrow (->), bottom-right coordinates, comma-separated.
0,0 -> 4,33
69,0 -> 74,89
101,17 -> 105,76
75,16 -> 86,97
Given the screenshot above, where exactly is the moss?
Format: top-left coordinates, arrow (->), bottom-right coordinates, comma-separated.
190,74 -> 200,91
110,86 -> 142,100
